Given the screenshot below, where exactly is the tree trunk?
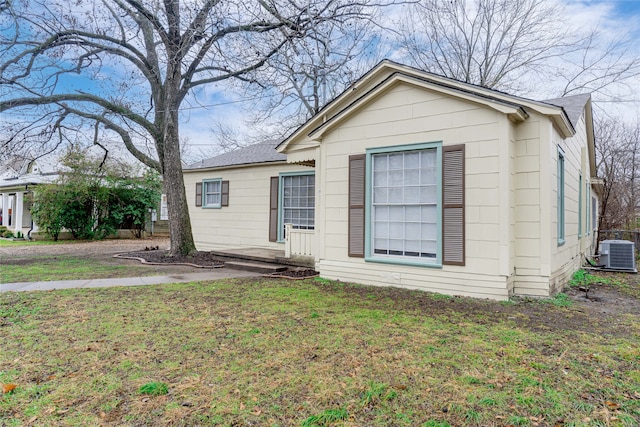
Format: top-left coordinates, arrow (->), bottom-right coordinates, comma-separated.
160,48 -> 196,256
163,111 -> 196,256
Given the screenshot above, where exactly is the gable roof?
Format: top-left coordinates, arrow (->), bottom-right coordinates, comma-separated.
278,60 -> 579,153
543,93 -> 591,128
184,140 -> 286,171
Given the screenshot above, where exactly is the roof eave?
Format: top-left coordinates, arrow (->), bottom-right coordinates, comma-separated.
183,159 -> 288,173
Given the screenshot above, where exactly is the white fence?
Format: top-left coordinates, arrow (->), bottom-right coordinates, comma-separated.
284,223 -> 315,258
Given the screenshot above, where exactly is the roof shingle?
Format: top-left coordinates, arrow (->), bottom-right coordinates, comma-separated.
185,140 -> 285,170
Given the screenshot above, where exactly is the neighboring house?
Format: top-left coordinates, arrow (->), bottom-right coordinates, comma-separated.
184,60 -> 602,300
0,153 -> 167,239
0,156 -> 59,237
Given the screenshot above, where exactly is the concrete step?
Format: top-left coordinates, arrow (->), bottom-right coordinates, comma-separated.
224,261 -> 288,274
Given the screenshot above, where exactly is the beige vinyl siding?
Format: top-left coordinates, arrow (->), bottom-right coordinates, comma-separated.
184,163 -> 313,251
549,112 -> 593,289
313,82 -> 511,300
512,115 -> 546,294
511,108 -> 593,296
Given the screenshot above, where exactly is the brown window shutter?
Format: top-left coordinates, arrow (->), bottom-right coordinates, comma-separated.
442,144 -> 465,265
195,182 -> 202,207
269,177 -> 279,242
349,154 -> 366,257
221,180 -> 229,207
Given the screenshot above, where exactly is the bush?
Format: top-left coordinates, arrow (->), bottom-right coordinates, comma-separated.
31,151 -> 161,241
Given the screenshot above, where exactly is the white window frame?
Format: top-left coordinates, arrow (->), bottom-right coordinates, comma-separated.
202,178 -> 222,208
279,172 -> 315,240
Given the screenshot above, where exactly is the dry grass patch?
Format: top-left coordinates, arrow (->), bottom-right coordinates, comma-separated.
0,276 -> 638,426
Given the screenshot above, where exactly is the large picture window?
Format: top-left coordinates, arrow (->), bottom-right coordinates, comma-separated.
370,146 -> 439,263
281,174 -> 315,236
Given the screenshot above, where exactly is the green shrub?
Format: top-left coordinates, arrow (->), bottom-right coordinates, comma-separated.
31,151 -> 161,241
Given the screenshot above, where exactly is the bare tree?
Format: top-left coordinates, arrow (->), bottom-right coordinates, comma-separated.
398,0 -> 640,98
0,0 -> 374,255
242,14 -> 384,140
595,117 -> 640,237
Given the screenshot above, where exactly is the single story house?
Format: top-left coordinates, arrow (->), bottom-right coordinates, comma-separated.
183,60 -> 602,300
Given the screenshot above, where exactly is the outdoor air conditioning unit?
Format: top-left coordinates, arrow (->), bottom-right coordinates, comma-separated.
598,240 -> 637,272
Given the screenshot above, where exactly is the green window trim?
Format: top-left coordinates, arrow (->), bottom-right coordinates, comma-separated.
586,182 -> 591,235
578,173 -> 582,238
277,171 -> 315,242
364,141 -> 443,267
202,178 -> 222,209
557,147 -> 565,245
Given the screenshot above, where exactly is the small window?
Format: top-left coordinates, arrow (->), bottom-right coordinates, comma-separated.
203,179 -> 222,208
557,148 -> 565,245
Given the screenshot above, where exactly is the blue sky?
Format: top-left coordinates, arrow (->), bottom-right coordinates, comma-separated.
2,0 -> 639,163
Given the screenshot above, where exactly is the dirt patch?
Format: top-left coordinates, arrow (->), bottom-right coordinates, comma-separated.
266,269 -> 319,279
0,238 -> 170,258
118,249 -> 224,268
0,238 -> 212,277
311,273 -> 640,338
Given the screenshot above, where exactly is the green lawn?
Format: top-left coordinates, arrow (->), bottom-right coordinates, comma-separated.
0,239 -> 66,247
1,277 -> 638,426
0,255 -> 161,283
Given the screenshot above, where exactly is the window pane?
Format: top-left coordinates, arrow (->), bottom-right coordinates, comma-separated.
405,239 -> 420,253
389,206 -> 403,220
406,206 -> 420,221
389,239 -> 403,252
389,153 -> 403,169
373,171 -> 387,186
389,188 -> 403,203
374,238 -> 388,251
405,186 -> 420,203
374,221 -> 388,238
405,152 -> 419,168
389,170 -> 403,186
421,223 -> 437,240
421,150 -> 436,167
405,222 -> 420,237
421,205 -> 437,222
375,206 -> 389,220
374,188 -> 388,203
404,168 -> 419,186
420,185 -> 437,201
373,155 -> 387,171
390,221 -> 403,238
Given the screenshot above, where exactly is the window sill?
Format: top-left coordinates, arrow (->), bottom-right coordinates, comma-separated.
202,205 -> 222,209
365,256 -> 441,269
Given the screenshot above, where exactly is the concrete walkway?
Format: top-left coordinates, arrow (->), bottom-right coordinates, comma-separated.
0,270 -> 261,293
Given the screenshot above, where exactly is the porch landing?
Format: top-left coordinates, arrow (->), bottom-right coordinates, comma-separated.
207,247 -> 315,268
